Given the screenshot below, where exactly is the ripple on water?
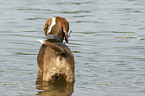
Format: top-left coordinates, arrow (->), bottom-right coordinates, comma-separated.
1,0 -> 145,95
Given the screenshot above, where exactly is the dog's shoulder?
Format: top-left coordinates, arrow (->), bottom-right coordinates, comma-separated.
54,43 -> 71,52
39,44 -> 47,51
54,43 -> 74,58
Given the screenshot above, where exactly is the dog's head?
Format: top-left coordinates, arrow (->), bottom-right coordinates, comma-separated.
44,16 -> 70,43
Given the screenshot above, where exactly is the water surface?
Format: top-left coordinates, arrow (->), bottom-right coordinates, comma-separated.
0,0 -> 145,96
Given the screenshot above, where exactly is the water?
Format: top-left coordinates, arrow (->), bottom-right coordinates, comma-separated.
0,0 -> 145,96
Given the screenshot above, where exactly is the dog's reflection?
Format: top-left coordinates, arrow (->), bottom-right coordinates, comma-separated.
35,73 -> 74,96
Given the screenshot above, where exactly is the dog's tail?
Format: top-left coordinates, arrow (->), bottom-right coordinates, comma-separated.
38,40 -> 64,54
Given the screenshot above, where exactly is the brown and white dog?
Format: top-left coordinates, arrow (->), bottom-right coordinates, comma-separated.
37,16 -> 75,82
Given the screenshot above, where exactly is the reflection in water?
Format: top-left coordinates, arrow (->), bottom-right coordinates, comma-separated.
35,73 -> 74,96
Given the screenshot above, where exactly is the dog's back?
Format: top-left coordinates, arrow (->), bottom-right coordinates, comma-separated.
37,41 -> 75,82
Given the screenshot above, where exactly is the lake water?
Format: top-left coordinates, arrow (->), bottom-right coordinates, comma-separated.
0,0 -> 145,96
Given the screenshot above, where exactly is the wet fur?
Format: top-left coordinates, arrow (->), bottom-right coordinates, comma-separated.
37,16 -> 75,82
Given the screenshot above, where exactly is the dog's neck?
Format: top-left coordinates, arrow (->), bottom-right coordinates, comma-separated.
46,35 -> 63,43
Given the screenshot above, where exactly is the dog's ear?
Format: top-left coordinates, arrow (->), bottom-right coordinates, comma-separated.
44,19 -> 51,36
44,23 -> 48,36
62,21 -> 69,43
43,22 -> 49,36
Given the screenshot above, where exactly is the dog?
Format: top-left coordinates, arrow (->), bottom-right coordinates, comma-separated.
37,16 -> 75,82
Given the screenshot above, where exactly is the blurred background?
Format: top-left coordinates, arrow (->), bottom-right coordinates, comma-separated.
0,0 -> 145,96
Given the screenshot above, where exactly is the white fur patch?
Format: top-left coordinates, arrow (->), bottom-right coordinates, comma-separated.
47,17 -> 56,34
38,39 -> 44,44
